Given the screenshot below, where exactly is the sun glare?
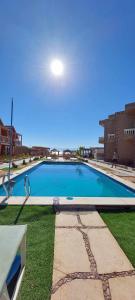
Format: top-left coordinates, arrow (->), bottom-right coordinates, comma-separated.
50,59 -> 64,77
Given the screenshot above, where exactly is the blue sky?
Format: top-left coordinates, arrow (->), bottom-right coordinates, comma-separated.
0,0 -> 135,149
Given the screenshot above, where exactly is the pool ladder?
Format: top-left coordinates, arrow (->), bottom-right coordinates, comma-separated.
2,174 -> 15,197
24,175 -> 31,198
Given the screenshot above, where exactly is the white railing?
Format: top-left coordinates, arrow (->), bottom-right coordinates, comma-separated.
124,128 -> 135,136
108,134 -> 115,142
15,140 -> 22,146
108,134 -> 115,138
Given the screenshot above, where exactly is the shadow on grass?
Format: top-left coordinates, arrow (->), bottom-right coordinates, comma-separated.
14,197 -> 28,224
13,203 -> 55,224
98,207 -> 135,214
22,206 -> 55,223
0,205 -> 8,211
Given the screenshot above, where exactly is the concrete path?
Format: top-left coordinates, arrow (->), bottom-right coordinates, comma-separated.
0,157 -> 35,169
51,209 -> 135,300
89,160 -> 135,177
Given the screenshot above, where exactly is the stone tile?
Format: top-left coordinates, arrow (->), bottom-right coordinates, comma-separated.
79,211 -> 106,227
86,228 -> 133,273
51,279 -> 104,300
109,276 -> 135,300
52,228 -> 90,285
55,212 -> 79,227
1,196 -> 135,206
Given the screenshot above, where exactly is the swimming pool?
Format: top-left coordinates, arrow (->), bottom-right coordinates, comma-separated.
0,162 -> 135,197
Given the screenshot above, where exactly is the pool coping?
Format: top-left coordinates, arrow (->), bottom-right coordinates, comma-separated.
0,159 -> 135,206
0,196 -> 135,206
85,161 -> 135,192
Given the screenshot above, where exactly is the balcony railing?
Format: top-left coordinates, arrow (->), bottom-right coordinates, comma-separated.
107,134 -> 115,142
0,135 -> 10,145
15,140 -> 22,146
124,128 -> 135,139
0,135 -> 22,146
99,137 -> 104,144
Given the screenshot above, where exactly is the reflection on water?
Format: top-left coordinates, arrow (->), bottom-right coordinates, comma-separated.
76,167 -> 83,176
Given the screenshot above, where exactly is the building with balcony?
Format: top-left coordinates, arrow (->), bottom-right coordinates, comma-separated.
0,119 -> 22,156
99,102 -> 135,166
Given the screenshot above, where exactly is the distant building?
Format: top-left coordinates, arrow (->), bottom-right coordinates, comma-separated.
99,102 -> 135,166
80,148 -> 92,158
63,149 -> 72,159
0,119 -> 22,156
91,147 -> 104,160
31,146 -> 50,157
79,147 -> 104,160
50,148 -> 59,157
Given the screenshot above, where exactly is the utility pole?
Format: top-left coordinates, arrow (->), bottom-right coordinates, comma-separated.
8,98 -> 13,195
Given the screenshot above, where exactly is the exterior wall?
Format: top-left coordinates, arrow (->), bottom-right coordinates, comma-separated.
104,116 -> 116,161
99,103 -> 135,166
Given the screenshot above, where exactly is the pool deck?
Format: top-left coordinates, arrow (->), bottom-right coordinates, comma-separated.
0,158 -> 135,207
0,196 -> 135,206
51,209 -> 135,300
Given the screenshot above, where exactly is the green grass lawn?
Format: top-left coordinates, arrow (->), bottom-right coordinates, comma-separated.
100,210 -> 135,267
0,205 -> 55,300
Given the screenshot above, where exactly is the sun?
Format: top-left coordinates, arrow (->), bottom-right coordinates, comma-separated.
50,59 -> 64,77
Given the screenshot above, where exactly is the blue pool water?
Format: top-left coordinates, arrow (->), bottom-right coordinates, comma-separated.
0,162 -> 135,197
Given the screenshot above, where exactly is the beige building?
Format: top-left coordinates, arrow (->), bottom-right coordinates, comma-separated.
99,102 -> 135,167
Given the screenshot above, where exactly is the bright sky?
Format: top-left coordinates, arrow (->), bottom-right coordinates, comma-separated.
0,0 -> 135,148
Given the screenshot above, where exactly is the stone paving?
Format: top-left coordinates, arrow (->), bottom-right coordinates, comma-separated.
87,161 -> 135,191
51,209 -> 135,300
88,160 -> 135,183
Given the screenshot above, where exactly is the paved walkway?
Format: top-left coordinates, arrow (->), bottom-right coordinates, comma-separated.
51,209 -> 135,300
87,161 -> 135,191
0,157 -> 35,169
89,160 -> 135,178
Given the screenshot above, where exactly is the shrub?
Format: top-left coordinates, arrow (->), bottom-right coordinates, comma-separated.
12,162 -> 18,168
33,157 -> 39,161
22,159 -> 26,165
